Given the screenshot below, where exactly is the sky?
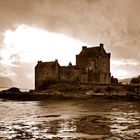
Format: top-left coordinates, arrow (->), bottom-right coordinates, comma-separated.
0,0 -> 140,89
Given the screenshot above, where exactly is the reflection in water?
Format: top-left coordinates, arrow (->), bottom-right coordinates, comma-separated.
0,99 -> 140,139
110,108 -> 140,139
59,119 -> 76,134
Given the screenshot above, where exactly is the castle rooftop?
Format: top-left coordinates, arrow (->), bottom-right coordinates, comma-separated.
79,43 -> 105,57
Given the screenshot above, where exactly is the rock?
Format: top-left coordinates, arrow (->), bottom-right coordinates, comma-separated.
7,87 -> 20,93
0,87 -> 21,94
85,90 -> 94,95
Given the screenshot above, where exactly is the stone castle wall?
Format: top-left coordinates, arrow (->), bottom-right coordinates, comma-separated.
60,66 -> 80,81
35,44 -> 111,90
76,44 -> 111,84
35,60 -> 60,89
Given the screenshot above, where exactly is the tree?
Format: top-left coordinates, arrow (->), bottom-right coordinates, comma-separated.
130,75 -> 140,84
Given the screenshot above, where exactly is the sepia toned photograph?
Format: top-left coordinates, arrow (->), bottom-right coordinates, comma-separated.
0,0 -> 140,139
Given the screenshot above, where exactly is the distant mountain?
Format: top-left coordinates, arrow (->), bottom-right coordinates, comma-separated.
119,78 -> 131,84
119,75 -> 140,84
0,76 -> 14,88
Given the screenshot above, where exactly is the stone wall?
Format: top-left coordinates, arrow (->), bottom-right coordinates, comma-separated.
35,44 -> 111,90
135,86 -> 140,94
60,66 -> 80,82
76,44 -> 111,84
35,60 -> 60,90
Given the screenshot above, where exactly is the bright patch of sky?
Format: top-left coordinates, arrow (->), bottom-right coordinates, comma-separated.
2,24 -> 86,66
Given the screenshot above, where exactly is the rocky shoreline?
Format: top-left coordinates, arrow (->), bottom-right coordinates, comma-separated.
0,86 -> 139,101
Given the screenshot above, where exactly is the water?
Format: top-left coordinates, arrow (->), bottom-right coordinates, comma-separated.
0,98 -> 140,140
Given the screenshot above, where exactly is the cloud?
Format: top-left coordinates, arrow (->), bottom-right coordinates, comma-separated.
8,62 -> 35,89
0,24 -> 86,88
111,63 -> 140,79
0,0 -> 140,88
0,61 -> 35,89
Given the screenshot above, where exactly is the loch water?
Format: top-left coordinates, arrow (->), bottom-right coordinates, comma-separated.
0,98 -> 140,140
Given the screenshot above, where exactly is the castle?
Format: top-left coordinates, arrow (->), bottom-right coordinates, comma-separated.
35,43 -> 111,90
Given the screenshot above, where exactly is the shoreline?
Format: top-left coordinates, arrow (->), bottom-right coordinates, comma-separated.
0,87 -> 139,101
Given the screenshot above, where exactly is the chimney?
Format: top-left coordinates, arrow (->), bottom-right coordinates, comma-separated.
55,59 -> 58,63
82,46 -> 87,50
38,61 -> 42,64
100,43 -> 104,48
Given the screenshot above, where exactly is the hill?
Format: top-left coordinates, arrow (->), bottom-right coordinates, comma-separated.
0,76 -> 14,88
119,78 -> 131,84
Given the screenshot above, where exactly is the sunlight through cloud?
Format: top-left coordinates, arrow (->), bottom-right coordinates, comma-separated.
2,24 -> 86,65
112,60 -> 139,66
